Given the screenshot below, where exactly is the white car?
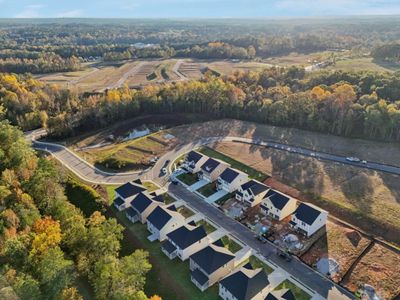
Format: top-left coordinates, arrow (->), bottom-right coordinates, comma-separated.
346,157 -> 361,162
161,168 -> 168,175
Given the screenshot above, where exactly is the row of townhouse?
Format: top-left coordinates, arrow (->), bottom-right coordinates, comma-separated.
113,180 -> 299,300
182,150 -> 328,237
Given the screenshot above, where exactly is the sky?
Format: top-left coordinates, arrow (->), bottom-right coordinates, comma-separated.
2,0 -> 400,18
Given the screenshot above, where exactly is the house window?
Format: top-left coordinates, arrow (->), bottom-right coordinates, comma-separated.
301,221 -> 306,226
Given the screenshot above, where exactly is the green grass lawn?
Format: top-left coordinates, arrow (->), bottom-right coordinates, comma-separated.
177,172 -> 199,186
215,193 -> 234,206
143,181 -> 160,192
104,181 -> 158,205
111,207 -> 220,300
195,219 -> 217,234
221,236 -> 243,254
198,147 -> 268,181
275,280 -> 312,300
248,255 -> 274,275
162,193 -> 177,205
177,206 -> 195,219
197,182 -> 217,197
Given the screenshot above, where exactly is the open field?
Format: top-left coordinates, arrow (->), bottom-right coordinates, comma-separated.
327,57 -> 399,73
342,243 -> 400,300
301,221 -> 372,283
206,60 -> 272,75
265,51 -> 334,66
210,140 -> 400,245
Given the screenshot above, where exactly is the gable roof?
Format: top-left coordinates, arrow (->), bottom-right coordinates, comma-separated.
147,206 -> 172,230
265,289 -> 296,300
115,182 -> 146,199
265,190 -> 291,210
241,180 -> 269,196
220,266 -> 270,300
130,193 -> 154,213
201,158 -> 223,174
186,151 -> 204,164
190,242 -> 235,274
167,225 -> 207,250
113,196 -> 125,207
126,207 -> 138,218
293,203 -> 323,226
219,168 -> 241,183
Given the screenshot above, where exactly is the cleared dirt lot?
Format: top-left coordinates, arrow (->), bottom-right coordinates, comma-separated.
209,140 -> 400,245
342,243 -> 400,300
301,221 -> 372,283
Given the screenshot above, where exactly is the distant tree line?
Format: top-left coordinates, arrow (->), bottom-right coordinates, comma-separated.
2,66 -> 399,142
371,43 -> 400,63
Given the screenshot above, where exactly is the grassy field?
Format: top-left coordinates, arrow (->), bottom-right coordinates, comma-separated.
197,182 -> 217,197
195,219 -> 217,234
111,207 -> 220,300
220,235 -> 243,254
198,146 -> 268,181
275,280 -> 311,300
342,243 -> 400,300
327,57 -> 399,73
177,172 -> 198,186
210,140 -> 400,245
301,221 -> 372,283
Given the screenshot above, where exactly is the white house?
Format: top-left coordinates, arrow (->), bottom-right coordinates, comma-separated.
219,263 -> 270,300
113,179 -> 147,211
289,202 -> 328,237
199,158 -> 230,183
162,221 -> 209,261
260,190 -> 297,221
217,168 -> 248,193
126,192 -> 164,224
265,289 -> 296,300
236,180 -> 270,207
189,240 -> 236,291
147,204 -> 185,241
182,151 -> 209,174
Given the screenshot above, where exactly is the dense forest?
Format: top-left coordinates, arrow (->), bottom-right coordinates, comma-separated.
0,122 -> 157,299
1,18 -> 400,73
1,65 -> 399,142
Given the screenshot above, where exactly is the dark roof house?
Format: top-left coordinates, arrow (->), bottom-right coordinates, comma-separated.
201,158 -> 222,173
220,264 -> 270,300
219,168 -> 240,183
241,180 -> 269,196
115,182 -> 146,199
293,203 -> 323,225
167,225 -> 207,250
265,289 -> 296,300
130,193 -> 153,213
186,151 -> 204,164
265,190 -> 290,210
147,206 -> 173,230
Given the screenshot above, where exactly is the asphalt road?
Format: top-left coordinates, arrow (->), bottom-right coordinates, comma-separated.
167,184 -> 354,300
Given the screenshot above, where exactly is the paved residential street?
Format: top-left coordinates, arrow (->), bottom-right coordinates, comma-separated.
167,183 -> 354,300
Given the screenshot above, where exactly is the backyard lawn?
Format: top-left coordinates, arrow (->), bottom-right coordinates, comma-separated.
196,219 -> 217,234
215,193 -> 234,206
198,147 -> 268,181
221,235 -> 243,254
112,207 -> 220,300
275,280 -> 311,300
104,181 -> 158,204
249,255 -> 274,275
197,182 -> 217,197
177,172 -> 199,186
162,193 -> 177,205
177,206 -> 195,219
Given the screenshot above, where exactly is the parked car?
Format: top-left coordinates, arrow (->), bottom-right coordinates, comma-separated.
161,168 -> 168,175
277,249 -> 292,262
346,157 -> 361,162
256,235 -> 267,244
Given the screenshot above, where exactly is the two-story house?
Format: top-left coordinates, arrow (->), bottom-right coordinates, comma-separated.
236,180 -> 270,207
199,158 -> 230,183
189,239 -> 236,291
217,168 -> 248,193
219,263 -> 270,300
147,204 -> 185,241
265,289 -> 296,300
126,192 -> 163,224
182,151 -> 209,174
289,202 -> 328,237
113,179 -> 147,211
162,221 -> 209,261
260,190 -> 297,221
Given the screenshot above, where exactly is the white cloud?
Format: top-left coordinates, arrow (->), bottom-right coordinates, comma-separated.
14,4 -> 45,18
56,9 -> 84,18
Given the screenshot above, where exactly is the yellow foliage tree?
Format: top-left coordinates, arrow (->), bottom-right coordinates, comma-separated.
30,216 -> 62,258
150,295 -> 162,300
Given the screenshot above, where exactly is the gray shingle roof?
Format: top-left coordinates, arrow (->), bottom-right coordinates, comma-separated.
186,151 -> 204,164
220,267 -> 270,300
167,225 -> 207,250
241,180 -> 269,196
266,190 -> 290,210
162,240 -> 177,254
191,268 -> 209,286
265,289 -> 296,300
115,182 -> 146,199
113,196 -> 125,207
147,206 -> 172,230
130,193 -> 153,213
220,168 -> 240,183
201,158 -> 221,173
293,203 -> 322,226
190,242 -> 235,274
